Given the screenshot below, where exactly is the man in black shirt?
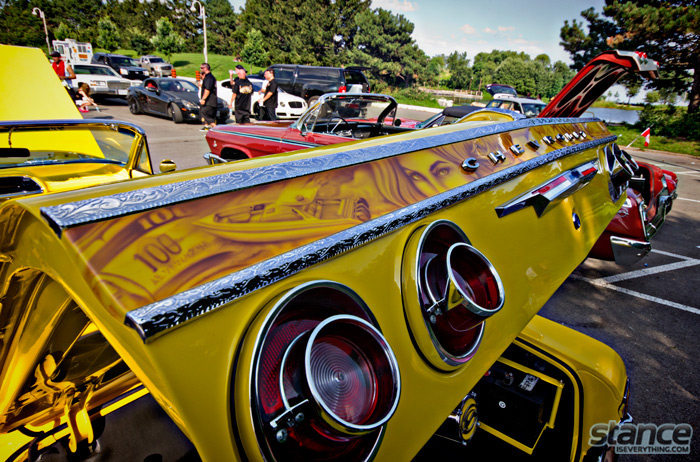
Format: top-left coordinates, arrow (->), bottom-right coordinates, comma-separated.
261,68 -> 278,121
230,64 -> 253,124
199,63 -> 218,131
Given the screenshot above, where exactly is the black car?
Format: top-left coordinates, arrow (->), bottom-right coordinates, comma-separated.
92,52 -> 149,80
267,64 -> 370,104
127,78 -> 230,124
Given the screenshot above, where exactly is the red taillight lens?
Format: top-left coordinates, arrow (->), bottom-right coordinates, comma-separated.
250,282 -> 400,461
338,85 -> 347,93
404,220 -> 505,370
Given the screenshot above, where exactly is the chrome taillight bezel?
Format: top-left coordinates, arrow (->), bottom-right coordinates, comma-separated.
244,280 -> 400,462
402,220 -> 505,371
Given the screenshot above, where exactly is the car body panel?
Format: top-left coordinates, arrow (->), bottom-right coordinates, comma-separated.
1,115 -> 623,461
0,47 -> 648,462
0,44 -> 80,121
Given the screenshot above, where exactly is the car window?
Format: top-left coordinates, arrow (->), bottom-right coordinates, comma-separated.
344,71 -> 367,85
149,57 -> 165,63
112,57 -> 136,66
275,69 -> 295,82
74,65 -> 120,77
298,67 -> 337,81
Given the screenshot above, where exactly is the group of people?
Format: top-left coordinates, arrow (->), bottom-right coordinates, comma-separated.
198,62 -> 278,130
50,51 -> 99,113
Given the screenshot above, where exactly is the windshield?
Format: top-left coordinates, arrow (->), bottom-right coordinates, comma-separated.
298,95 -> 396,131
74,65 -> 121,77
112,57 -> 137,67
522,103 -> 546,117
0,123 -> 143,169
149,57 -> 165,63
159,80 -> 199,92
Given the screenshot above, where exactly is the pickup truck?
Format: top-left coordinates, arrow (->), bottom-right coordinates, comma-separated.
139,55 -> 174,77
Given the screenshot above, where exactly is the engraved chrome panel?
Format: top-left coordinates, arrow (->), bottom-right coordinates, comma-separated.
41,117 -> 602,234
125,135 -> 615,341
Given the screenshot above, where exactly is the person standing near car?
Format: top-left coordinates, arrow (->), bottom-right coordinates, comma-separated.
261,67 -> 278,121
50,51 -> 77,100
230,64 -> 253,123
199,63 -> 218,131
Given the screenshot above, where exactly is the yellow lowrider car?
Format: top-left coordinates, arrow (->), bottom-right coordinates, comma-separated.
0,46 -> 655,462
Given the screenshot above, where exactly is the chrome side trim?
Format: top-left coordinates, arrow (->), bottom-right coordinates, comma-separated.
125,135 -> 615,341
41,117 -> 606,233
495,160 -> 599,218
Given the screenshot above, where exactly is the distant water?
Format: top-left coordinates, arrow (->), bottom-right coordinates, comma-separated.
587,107 -> 640,124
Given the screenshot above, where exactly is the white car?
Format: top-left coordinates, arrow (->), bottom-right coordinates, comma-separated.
179,76 -> 307,120
71,63 -> 139,98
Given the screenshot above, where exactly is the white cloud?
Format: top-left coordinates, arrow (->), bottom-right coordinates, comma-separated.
484,27 -> 494,33
460,24 -> 476,35
373,0 -> 417,12
498,26 -> 515,32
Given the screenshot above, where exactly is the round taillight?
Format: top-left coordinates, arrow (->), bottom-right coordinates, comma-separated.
281,315 -> 399,436
244,282 -> 400,461
403,220 -> 505,371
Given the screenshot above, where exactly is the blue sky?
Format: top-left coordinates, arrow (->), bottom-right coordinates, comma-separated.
230,0 -> 607,64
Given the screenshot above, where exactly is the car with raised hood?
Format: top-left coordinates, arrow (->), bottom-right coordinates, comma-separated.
71,63 -> 139,99
204,92 -> 416,160
127,77 -> 230,124
1,48 -> 657,462
0,44 -> 176,205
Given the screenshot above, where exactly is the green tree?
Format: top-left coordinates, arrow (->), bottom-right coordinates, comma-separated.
97,18 -> 121,52
150,17 -> 185,62
54,22 -> 75,41
240,0 -> 338,66
560,1 -> 700,113
445,52 -> 472,89
348,8 -> 428,87
206,0 -> 239,55
241,28 -> 269,67
625,78 -> 642,106
128,27 -> 152,56
645,90 -> 661,104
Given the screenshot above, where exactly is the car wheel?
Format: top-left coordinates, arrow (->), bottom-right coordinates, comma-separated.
128,97 -> 141,114
307,95 -> 320,105
253,104 -> 262,120
168,103 -> 184,123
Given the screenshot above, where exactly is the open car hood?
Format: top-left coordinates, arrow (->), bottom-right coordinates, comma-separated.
538,50 -> 658,118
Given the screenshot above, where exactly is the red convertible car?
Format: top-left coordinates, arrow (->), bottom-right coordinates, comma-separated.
205,51 -> 675,265
204,93 -> 416,161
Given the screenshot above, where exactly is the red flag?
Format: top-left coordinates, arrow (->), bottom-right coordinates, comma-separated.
641,127 -> 651,147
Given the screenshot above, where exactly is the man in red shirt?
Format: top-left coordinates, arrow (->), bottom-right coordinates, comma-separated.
50,51 -> 76,99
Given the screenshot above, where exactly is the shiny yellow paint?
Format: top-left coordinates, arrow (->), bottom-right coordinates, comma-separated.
0,45 -> 106,157
518,315 -> 628,460
0,44 -> 79,121
0,116 -> 624,461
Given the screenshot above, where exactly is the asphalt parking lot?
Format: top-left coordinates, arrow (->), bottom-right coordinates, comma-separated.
86,99 -> 699,460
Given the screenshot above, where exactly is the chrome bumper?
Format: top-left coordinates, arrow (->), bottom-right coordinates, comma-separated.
610,236 -> 652,265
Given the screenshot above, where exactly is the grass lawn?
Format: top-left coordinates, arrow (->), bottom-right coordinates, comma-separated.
98,49 -> 265,81
607,124 -> 699,157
